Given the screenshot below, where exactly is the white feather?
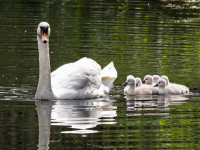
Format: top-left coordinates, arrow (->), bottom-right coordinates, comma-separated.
35,22 -> 117,100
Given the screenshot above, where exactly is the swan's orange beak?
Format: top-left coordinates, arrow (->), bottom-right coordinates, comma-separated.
41,30 -> 48,43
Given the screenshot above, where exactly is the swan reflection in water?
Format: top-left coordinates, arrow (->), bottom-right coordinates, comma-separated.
125,95 -> 188,116
36,99 -> 117,150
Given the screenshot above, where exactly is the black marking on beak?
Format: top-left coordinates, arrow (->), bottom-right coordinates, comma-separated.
40,26 -> 48,34
122,82 -> 127,86
154,84 -> 158,87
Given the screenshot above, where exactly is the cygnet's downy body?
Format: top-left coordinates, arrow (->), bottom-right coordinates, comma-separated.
123,75 -> 134,95
142,75 -> 158,94
123,76 -> 153,95
161,75 -> 189,94
154,79 -> 182,95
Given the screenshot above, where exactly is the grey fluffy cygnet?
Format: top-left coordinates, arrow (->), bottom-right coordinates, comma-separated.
123,75 -> 134,95
154,79 -> 182,94
122,76 -> 154,95
161,75 -> 189,94
153,75 -> 160,83
135,77 -> 147,87
142,75 -> 158,94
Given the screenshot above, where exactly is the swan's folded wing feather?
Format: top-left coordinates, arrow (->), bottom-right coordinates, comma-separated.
101,62 -> 117,89
51,58 -> 103,99
101,62 -> 117,78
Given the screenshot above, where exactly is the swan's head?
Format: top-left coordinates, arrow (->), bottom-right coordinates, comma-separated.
37,22 -> 50,43
122,76 -> 136,86
142,75 -> 153,85
154,79 -> 166,87
135,77 -> 142,87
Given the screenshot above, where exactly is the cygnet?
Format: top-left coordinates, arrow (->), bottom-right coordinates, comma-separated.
142,75 -> 154,85
153,75 -> 160,83
135,77 -> 148,87
161,75 -> 189,94
142,75 -> 158,94
154,79 -> 182,94
122,76 -> 153,95
123,75 -> 134,95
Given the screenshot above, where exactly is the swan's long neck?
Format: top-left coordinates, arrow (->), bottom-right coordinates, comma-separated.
35,38 -> 54,99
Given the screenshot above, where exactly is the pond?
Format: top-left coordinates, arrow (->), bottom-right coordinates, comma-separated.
1,0 -> 200,149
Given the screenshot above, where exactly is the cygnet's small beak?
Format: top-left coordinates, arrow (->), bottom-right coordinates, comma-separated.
154,84 -> 158,87
122,82 -> 127,86
142,80 -> 145,83
136,83 -> 138,87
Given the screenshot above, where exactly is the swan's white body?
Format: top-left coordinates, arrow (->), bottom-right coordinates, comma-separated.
35,22 -> 117,100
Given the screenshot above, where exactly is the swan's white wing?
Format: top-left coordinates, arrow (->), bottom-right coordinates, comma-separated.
101,62 -> 117,89
51,58 -> 107,99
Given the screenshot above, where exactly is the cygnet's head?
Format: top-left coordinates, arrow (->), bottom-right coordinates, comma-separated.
153,75 -> 160,83
135,77 -> 142,87
160,75 -> 169,86
142,75 -> 153,85
126,75 -> 134,79
122,76 -> 136,86
154,79 -> 166,87
37,22 -> 50,43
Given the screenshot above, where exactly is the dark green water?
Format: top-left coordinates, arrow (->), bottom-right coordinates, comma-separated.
1,0 -> 200,149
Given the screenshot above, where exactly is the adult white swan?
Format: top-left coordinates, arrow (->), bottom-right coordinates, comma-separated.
35,22 -> 117,100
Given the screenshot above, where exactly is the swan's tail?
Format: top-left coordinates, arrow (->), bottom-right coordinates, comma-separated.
101,62 -> 117,89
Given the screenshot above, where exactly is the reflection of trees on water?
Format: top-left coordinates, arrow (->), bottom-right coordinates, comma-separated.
35,99 -> 117,150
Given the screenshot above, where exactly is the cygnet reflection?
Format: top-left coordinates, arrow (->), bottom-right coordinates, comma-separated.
125,94 -> 188,116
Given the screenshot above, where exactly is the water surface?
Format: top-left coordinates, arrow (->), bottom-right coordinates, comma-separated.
1,0 -> 200,149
